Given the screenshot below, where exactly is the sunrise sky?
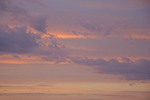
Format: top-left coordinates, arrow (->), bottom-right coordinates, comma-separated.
0,0 -> 150,100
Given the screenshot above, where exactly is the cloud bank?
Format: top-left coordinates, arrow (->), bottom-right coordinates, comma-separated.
71,57 -> 150,80
0,0 -> 150,81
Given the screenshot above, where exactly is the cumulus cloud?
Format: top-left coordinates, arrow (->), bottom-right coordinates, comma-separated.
0,0 -> 67,63
0,24 -> 67,63
0,25 -> 67,63
70,57 -> 150,80
0,25 -> 39,54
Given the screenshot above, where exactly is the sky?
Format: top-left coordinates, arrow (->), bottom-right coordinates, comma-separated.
0,0 -> 150,100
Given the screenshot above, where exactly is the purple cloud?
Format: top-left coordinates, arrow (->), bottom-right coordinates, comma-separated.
0,0 -> 48,34
79,21 -> 114,36
72,31 -> 89,36
80,22 -> 103,32
39,35 -> 67,63
0,25 -> 39,54
0,0 -> 26,14
0,0 -> 66,62
70,57 -> 150,80
29,16 -> 47,33
0,25 -> 67,63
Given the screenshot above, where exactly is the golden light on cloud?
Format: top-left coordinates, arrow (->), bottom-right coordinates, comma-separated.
49,33 -> 92,39
130,34 -> 150,40
56,34 -> 85,39
46,31 -> 96,39
0,0 -> 150,100
0,54 -> 48,64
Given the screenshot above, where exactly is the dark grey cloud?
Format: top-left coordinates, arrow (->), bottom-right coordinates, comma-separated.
0,25 -> 39,54
70,57 -> 150,80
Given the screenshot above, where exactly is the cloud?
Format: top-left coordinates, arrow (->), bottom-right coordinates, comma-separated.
70,57 -> 150,80
0,0 -> 26,14
39,36 -> 67,63
0,25 -> 39,54
79,21 -> 115,36
0,25 -> 67,63
72,31 -> 89,36
0,0 -> 47,34
80,21 -> 103,32
40,47 -> 67,63
0,0 -> 67,63
29,16 -> 47,33
0,0 -> 28,24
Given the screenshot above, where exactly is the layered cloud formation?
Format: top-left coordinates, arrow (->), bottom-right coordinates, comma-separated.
0,0 -> 66,62
0,0 -> 150,81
